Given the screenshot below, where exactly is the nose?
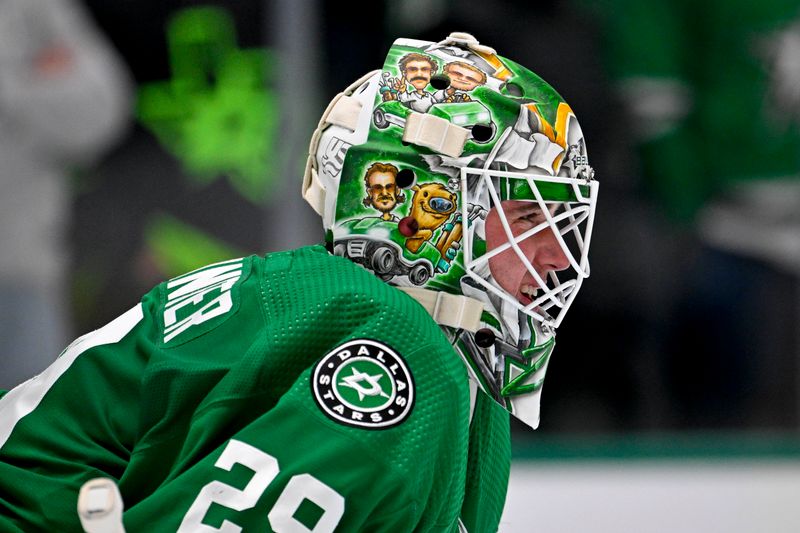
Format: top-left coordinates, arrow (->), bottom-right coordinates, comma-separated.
533,228 -> 570,273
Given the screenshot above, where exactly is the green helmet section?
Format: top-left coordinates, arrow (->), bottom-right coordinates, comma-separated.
327,37 -> 588,297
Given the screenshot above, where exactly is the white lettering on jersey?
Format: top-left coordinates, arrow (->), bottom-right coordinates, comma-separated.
163,259 -> 243,343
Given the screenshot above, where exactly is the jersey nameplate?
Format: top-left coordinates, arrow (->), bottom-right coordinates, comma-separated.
311,339 -> 415,429
162,258 -> 245,344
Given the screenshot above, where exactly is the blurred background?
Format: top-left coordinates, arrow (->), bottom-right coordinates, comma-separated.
1,0 -> 799,530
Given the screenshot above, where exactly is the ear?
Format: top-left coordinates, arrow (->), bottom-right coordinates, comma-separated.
411,185 -> 420,192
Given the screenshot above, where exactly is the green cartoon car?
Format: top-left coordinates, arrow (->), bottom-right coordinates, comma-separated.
372,100 -> 496,144
333,217 -> 460,285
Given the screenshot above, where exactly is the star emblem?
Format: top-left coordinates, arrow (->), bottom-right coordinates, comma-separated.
500,336 -> 555,398
339,367 -> 391,401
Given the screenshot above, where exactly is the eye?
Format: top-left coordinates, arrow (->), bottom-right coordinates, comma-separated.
515,208 -> 544,225
429,197 -> 454,212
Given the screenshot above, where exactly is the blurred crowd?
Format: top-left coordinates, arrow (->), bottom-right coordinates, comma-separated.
0,0 -> 130,388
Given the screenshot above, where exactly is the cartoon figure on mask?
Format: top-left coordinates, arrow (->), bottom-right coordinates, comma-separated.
402,182 -> 457,253
385,53 -> 439,113
362,162 -> 405,221
435,61 -> 487,103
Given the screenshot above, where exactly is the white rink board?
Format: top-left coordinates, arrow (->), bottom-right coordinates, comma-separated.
500,460 -> 800,533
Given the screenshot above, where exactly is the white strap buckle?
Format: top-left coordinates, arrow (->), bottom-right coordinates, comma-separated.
403,112 -> 469,158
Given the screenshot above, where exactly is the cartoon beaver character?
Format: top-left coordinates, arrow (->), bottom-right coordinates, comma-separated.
403,182 -> 458,253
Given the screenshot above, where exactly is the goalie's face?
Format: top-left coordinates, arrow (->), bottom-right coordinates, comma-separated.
485,201 -> 569,307
461,166 -> 597,329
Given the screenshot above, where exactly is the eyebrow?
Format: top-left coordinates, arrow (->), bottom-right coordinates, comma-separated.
505,202 -> 561,219
504,208 -> 541,224
505,202 -> 542,215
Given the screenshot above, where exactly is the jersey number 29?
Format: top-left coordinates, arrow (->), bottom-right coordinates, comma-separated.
178,439 -> 344,532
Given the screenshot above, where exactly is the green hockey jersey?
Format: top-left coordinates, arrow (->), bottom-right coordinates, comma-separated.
0,245 -> 510,532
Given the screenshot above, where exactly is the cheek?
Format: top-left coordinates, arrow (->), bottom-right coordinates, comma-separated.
485,211 -> 520,290
488,247 -> 524,294
486,214 -> 545,287
484,210 -> 501,251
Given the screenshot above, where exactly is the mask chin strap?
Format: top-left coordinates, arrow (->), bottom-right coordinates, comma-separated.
396,287 -> 484,332
398,287 -> 484,428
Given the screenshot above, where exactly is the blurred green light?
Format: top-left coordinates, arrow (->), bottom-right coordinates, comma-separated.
137,6 -> 278,203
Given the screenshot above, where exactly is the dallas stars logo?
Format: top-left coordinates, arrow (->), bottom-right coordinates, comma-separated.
312,339 -> 414,429
339,367 -> 391,401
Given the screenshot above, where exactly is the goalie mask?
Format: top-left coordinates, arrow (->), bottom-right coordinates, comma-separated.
303,33 -> 598,429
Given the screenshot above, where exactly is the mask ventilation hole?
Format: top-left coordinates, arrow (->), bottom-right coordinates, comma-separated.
396,168 -> 416,188
430,75 -> 450,90
503,82 -> 524,97
475,328 -> 496,348
471,124 -> 494,142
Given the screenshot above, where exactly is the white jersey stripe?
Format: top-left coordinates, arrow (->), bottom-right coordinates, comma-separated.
0,304 -> 143,449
